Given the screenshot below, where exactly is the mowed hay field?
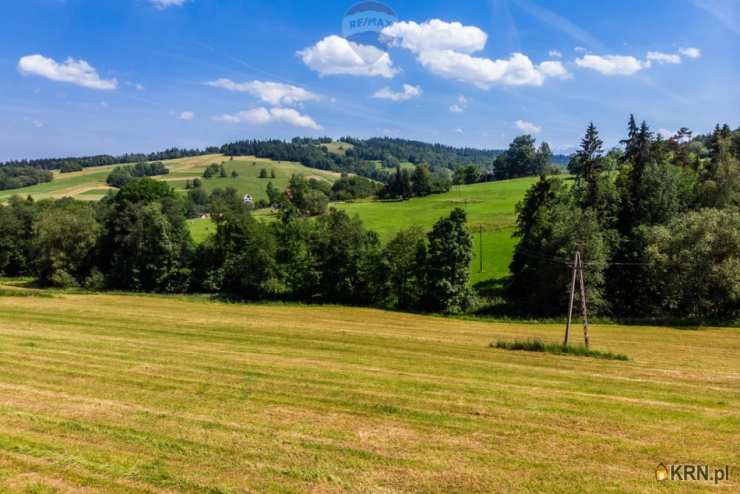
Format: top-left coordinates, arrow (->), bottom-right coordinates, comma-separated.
0,155 -> 339,204
0,291 -> 738,493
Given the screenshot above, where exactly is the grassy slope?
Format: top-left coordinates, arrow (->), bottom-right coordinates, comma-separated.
0,291 -> 737,493
0,155 -> 339,203
238,177 -> 537,283
321,141 -> 354,156
333,178 -> 538,284
165,157 -> 340,201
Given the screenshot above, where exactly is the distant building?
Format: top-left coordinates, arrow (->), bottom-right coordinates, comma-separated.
243,194 -> 253,205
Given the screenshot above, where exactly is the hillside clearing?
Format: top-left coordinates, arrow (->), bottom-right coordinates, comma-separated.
333,178 -> 540,283
0,155 -> 340,203
0,290 -> 737,493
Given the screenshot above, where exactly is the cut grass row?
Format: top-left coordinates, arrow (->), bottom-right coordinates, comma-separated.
0,290 -> 737,492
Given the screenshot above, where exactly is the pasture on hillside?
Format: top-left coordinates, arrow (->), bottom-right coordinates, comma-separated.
0,155 -> 340,204
0,289 -> 737,493
333,177 -> 540,284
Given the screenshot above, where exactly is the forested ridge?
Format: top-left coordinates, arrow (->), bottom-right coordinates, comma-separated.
0,147 -> 220,171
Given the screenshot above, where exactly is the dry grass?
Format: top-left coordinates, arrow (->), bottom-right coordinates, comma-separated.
0,291 -> 737,493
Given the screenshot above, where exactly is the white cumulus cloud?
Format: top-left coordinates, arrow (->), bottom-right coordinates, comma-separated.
372,84 -> 422,102
515,120 -> 542,134
647,51 -> 681,64
449,104 -> 464,113
538,60 -> 572,79
381,19 -> 487,55
297,35 -> 397,78
180,111 -> 194,120
18,54 -> 117,90
207,79 -> 319,106
574,54 -> 648,76
679,47 -> 701,59
212,107 -> 321,130
150,0 -> 186,9
418,51 -> 569,88
380,20 -> 570,88
548,50 -> 563,58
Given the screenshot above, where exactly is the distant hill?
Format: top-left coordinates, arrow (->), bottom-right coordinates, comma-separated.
3,137 -> 571,176
0,154 -> 341,203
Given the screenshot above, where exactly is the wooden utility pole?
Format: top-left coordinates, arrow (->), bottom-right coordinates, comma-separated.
578,253 -> 590,349
564,251 -> 579,347
563,250 -> 590,348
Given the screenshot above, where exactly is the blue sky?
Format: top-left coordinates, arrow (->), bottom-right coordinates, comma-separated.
1,0 -> 739,161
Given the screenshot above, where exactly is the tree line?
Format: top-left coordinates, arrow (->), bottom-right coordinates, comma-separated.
184,173 -> 383,219
0,166 -> 53,191
0,147 -> 219,172
508,118 -> 739,320
0,178 -> 474,313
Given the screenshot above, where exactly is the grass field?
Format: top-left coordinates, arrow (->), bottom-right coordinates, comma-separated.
333,178 -> 539,284
0,289 -> 737,493
0,155 -> 340,204
321,141 -> 354,156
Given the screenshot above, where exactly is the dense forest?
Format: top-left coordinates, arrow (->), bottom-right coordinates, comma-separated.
508,119 -> 739,320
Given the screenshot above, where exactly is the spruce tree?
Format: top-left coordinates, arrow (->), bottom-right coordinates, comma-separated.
620,114 -> 639,164
570,122 -> 604,209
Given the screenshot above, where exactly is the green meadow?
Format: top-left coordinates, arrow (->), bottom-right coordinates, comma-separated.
333,178 -> 539,284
